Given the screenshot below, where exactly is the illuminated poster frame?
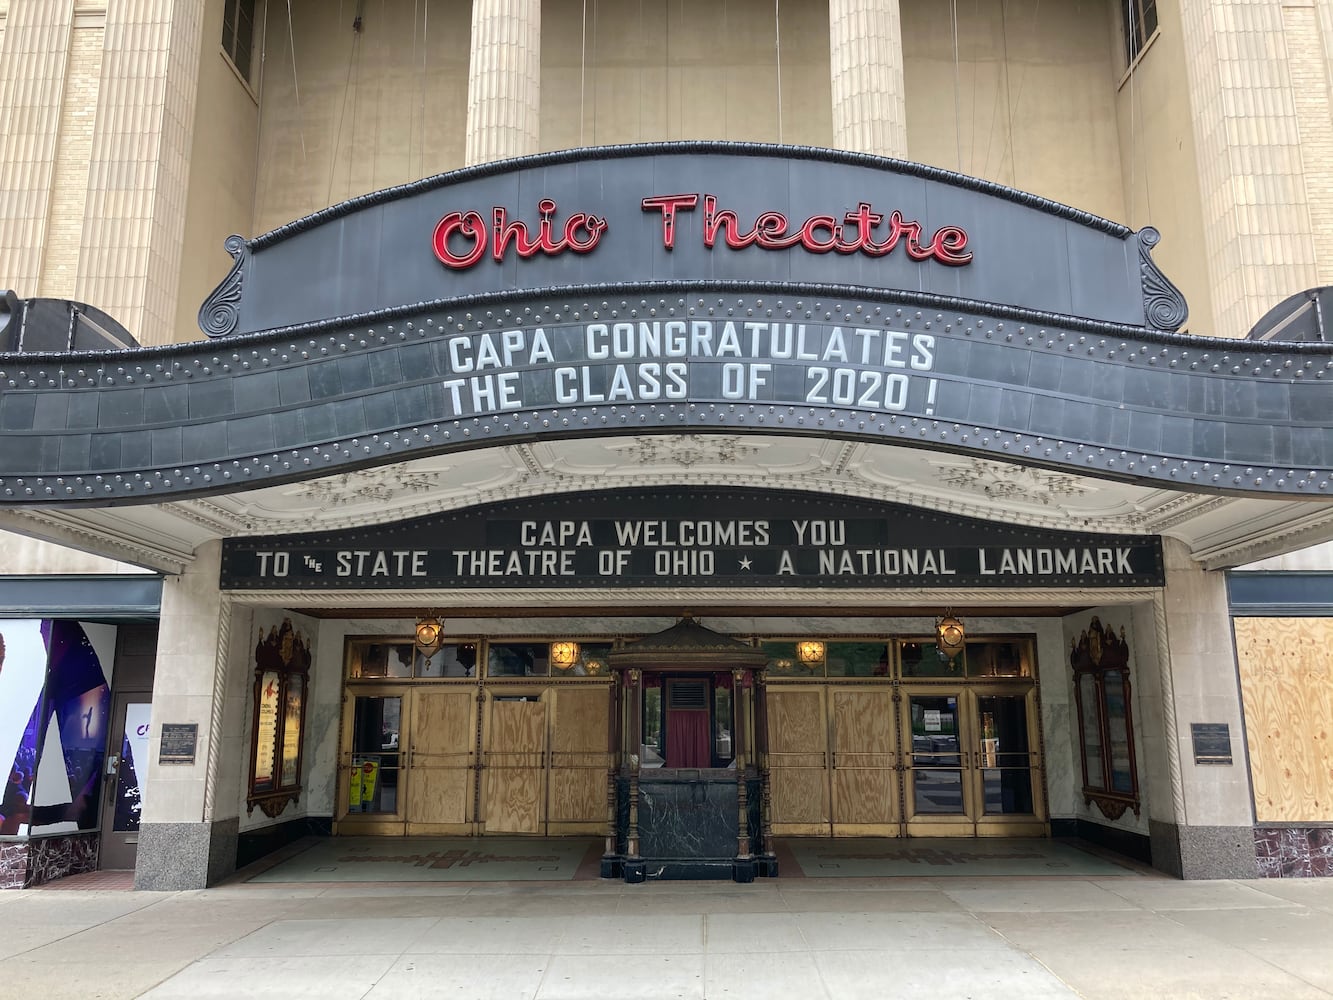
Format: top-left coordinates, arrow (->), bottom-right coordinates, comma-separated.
246,618 -> 311,818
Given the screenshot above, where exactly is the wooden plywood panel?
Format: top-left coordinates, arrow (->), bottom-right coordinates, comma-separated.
831,688 -> 897,827
550,687 -> 610,823
767,687 -> 829,829
414,690 -> 475,755
409,767 -> 472,825
407,690 -> 476,826
483,699 -> 547,833
1235,617 -> 1333,822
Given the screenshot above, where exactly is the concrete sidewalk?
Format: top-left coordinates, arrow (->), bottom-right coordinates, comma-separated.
2,874 -> 1331,999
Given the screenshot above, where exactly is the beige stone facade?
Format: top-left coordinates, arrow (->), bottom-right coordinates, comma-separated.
2,0 -> 1331,344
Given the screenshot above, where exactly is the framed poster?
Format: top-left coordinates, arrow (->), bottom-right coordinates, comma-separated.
247,618 -> 312,817
1070,617 -> 1140,821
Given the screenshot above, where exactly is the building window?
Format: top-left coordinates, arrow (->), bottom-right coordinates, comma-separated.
1121,0 -> 1158,64
222,0 -> 257,82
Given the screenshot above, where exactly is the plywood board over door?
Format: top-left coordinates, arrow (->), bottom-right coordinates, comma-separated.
1234,617 -> 1333,822
406,688 -> 477,834
767,686 -> 830,836
547,685 -> 611,835
482,695 -> 548,834
830,686 -> 899,836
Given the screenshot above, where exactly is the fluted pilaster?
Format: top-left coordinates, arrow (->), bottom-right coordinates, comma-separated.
1177,0 -> 1320,339
465,0 -> 541,166
828,0 -> 907,159
73,0 -> 205,346
0,0 -> 76,296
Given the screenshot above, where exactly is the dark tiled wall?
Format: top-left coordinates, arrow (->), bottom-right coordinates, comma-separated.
1255,827 -> 1333,877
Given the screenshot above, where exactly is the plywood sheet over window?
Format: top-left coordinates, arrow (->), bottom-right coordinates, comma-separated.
1234,617 -> 1333,822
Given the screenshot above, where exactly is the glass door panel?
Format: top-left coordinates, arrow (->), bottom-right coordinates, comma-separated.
902,692 -> 973,833
338,689 -> 407,831
972,687 -> 1046,835
976,695 -> 1034,816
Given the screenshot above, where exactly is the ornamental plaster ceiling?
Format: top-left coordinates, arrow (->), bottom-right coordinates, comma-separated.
3,432 -> 1332,575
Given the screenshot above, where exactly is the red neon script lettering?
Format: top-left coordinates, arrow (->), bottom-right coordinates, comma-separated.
432,199 -> 608,270
688,194 -> 971,265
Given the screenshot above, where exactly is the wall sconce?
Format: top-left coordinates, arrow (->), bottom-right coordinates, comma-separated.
551,640 -> 581,670
415,615 -> 444,651
796,640 -> 826,666
935,610 -> 966,658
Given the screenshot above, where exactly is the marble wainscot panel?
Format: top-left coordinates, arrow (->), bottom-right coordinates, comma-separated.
1,841 -> 29,889
26,833 -> 99,886
1255,826 -> 1333,877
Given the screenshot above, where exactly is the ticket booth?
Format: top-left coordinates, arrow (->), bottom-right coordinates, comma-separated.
604,617 -> 773,882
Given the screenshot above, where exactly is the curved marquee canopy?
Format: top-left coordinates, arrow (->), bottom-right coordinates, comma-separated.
1,143 -> 1331,509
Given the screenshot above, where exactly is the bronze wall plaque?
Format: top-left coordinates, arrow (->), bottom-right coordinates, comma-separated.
1190,723 -> 1233,765
159,723 -> 198,765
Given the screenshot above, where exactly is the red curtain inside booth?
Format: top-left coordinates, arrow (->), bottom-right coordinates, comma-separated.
665,710 -> 711,768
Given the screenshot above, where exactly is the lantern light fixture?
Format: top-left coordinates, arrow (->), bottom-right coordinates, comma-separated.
415,615 -> 444,651
796,640 -> 826,665
551,640 -> 581,669
935,609 -> 966,658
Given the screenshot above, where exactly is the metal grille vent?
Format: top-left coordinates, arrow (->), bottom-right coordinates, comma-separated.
667,680 -> 708,710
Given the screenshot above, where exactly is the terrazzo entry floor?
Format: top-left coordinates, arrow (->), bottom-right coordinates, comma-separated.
246,837 -> 605,883
241,836 -> 1143,885
778,838 -> 1143,878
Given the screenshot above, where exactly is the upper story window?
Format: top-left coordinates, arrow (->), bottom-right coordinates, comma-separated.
1121,0 -> 1158,65
222,0 -> 258,82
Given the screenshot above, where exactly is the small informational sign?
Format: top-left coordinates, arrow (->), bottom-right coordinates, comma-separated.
159,723 -> 198,765
924,710 -> 942,732
1190,723 -> 1233,765
349,756 -> 381,812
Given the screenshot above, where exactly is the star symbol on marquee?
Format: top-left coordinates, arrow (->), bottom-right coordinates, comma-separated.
738,556 -> 753,571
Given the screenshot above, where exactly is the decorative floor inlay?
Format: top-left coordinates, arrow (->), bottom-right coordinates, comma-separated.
782,838 -> 1142,877
247,837 -> 602,883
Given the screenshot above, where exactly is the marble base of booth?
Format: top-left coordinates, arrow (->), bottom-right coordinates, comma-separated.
0,834 -> 99,888
1255,826 -> 1333,878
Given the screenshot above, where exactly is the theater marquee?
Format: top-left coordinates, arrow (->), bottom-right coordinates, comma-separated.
3,144 -> 1331,508
220,489 -> 1165,591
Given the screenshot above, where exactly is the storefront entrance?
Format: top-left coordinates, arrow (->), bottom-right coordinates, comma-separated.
335,660 -> 612,838
333,629 -> 1046,850
768,638 -> 1045,839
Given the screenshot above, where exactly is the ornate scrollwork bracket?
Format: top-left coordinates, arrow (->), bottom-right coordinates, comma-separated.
1084,791 -> 1141,821
198,234 -> 249,338
1138,227 -> 1189,332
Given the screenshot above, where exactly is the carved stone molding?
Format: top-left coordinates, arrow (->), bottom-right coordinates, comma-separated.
614,435 -> 764,468
286,463 -> 446,509
934,459 -> 1092,506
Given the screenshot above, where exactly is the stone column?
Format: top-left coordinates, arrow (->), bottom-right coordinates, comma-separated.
464,0 -> 541,166
135,541 -> 247,890
0,0 -> 77,296
1177,0 -> 1320,339
73,0 -> 205,347
1146,538 -> 1258,878
827,0 -> 908,159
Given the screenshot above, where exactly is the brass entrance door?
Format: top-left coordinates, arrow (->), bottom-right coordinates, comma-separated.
830,686 -> 899,836
767,687 -> 830,835
900,686 -> 1045,836
482,693 -> 548,834
337,686 -> 408,834
406,689 -> 476,834
546,686 -> 610,836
